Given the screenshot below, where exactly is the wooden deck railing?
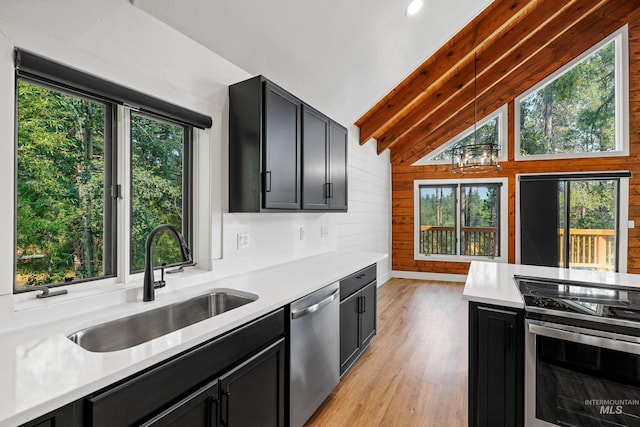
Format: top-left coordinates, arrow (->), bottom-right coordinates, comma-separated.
420,226 -> 615,270
559,228 -> 615,271
420,226 -> 498,256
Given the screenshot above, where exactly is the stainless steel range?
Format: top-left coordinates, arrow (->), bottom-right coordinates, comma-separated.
516,275 -> 640,427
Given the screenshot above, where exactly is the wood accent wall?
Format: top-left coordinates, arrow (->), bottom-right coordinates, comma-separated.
390,6 -> 640,275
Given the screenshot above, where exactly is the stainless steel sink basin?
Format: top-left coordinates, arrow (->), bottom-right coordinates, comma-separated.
67,289 -> 258,352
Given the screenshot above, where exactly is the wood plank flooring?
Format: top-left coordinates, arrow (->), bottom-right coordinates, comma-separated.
306,278 -> 468,427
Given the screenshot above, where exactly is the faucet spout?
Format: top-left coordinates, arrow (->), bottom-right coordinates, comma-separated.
143,224 -> 192,302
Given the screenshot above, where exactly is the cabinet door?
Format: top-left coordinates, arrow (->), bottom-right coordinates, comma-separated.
360,281 -> 377,345
340,291 -> 361,375
328,122 -> 348,210
142,380 -> 219,427
471,304 -> 523,427
219,339 -> 285,427
302,106 -> 329,210
263,82 -> 301,210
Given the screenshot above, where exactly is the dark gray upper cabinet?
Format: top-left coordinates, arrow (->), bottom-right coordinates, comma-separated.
302,106 -> 348,211
229,75 -> 347,212
229,76 -> 301,211
327,121 -> 348,210
263,83 -> 302,210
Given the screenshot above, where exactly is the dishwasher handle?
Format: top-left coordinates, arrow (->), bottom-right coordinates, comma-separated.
291,289 -> 339,319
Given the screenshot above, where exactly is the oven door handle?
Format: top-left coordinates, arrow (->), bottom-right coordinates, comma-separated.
528,322 -> 640,355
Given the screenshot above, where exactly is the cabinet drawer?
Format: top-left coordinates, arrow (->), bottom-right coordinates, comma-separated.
87,308 -> 285,427
340,264 -> 376,300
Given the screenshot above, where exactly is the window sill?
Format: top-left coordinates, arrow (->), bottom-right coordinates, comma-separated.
10,266 -> 214,327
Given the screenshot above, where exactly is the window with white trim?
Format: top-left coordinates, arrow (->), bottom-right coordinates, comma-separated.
412,105 -> 508,166
14,51 -> 208,293
515,27 -> 629,160
414,178 -> 508,262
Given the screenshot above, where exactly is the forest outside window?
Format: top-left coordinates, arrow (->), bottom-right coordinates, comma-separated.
414,179 -> 507,262
13,51 -> 208,295
412,105 -> 507,166
515,27 -> 628,160
130,112 -> 192,273
16,79 -> 116,291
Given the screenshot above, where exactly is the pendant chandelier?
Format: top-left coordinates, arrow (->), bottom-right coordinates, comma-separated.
451,53 -> 501,175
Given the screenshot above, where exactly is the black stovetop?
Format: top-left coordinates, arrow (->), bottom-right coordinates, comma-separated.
516,275 -> 640,323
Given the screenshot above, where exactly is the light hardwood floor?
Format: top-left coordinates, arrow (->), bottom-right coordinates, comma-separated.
306,278 -> 468,427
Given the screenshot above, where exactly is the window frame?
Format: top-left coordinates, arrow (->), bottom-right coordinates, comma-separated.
515,171 -> 630,273
412,105 -> 508,166
413,177 -> 508,263
514,26 -> 629,161
128,110 -> 194,274
13,77 -> 119,293
12,53 -> 208,295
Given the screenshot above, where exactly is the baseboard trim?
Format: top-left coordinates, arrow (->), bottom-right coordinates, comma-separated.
391,270 -> 467,283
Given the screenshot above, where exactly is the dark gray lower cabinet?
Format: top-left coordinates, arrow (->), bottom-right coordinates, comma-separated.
18,402 -> 79,427
468,302 -> 524,427
339,264 -> 377,376
219,339 -> 285,427
144,339 -> 285,427
142,379 -> 220,427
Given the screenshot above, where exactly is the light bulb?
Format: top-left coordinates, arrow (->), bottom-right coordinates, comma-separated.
406,0 -> 424,16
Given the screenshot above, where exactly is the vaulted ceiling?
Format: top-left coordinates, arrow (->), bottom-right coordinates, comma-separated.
132,0 -> 492,131
356,0 -> 640,165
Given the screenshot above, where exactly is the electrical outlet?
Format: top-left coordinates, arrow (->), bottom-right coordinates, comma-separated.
237,232 -> 250,249
299,226 -> 306,241
629,220 -> 635,229
321,225 -> 329,238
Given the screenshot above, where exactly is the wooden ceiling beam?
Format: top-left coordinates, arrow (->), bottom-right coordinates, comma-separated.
390,0 -> 637,165
355,0 -> 536,146
375,0 -> 597,154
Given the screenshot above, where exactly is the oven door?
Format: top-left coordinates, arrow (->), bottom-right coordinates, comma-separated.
525,319 -> 640,427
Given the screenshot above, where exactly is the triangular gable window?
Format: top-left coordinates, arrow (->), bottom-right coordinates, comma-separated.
515,27 -> 628,160
412,105 -> 507,166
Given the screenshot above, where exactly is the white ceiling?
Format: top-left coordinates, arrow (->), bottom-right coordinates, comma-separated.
133,0 -> 492,127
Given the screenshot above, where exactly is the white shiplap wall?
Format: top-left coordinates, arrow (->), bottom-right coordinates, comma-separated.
338,127 -> 391,284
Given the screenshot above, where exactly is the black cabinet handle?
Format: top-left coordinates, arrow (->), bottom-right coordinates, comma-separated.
324,182 -> 330,199
361,295 -> 366,313
355,274 -> 365,280
507,323 -> 514,352
264,171 -> 272,192
209,396 -> 220,427
221,391 -> 230,426
329,182 -> 334,198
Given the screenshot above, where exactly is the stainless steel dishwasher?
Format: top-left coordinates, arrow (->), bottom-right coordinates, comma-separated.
289,282 -> 340,427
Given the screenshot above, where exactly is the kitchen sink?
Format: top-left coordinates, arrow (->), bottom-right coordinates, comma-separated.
67,289 -> 259,352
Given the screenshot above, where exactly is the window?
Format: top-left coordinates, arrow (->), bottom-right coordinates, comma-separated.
516,28 -> 628,160
16,80 -> 116,291
519,173 -> 628,272
14,50 -> 209,294
130,113 -> 192,272
412,105 -> 507,166
414,178 -> 507,261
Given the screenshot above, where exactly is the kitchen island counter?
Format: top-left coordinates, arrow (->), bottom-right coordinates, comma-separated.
462,260 -> 640,308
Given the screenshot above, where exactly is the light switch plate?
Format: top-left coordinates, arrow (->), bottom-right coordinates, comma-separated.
237,232 -> 250,249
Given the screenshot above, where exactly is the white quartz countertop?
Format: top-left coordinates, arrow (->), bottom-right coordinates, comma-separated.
463,260 -> 640,309
0,250 -> 386,426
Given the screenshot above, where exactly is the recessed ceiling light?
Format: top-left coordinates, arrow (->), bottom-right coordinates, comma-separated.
406,0 -> 424,16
